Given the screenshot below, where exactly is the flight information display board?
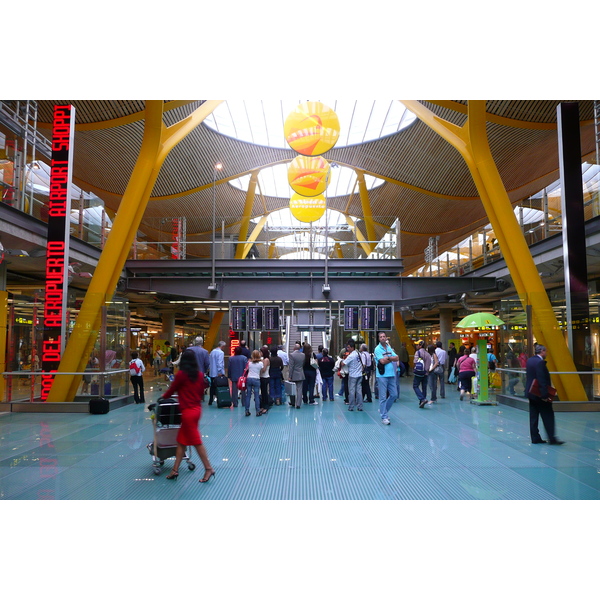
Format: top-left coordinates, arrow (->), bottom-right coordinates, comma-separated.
344,306 -> 359,330
262,306 -> 280,331
230,306 -> 247,331
360,306 -> 376,330
376,305 -> 393,330
247,306 -> 263,331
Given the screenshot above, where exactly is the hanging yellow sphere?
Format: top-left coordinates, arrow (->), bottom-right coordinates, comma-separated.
284,102 -> 340,156
287,155 -> 331,197
289,193 -> 326,223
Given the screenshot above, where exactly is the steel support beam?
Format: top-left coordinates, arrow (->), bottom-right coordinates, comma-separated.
125,273 -> 498,302
557,102 -> 592,371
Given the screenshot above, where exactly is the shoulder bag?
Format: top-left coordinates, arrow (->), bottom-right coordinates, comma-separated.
237,365 -> 249,391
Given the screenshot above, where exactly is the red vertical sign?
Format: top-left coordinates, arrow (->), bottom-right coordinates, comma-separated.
40,105 -> 75,401
171,217 -> 181,259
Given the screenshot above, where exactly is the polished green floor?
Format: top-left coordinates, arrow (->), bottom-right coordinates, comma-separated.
1,378 -> 599,500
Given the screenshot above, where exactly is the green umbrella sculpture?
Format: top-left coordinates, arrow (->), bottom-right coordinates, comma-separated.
456,312 -> 505,329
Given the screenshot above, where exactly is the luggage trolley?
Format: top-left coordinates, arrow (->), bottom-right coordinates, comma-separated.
147,397 -> 196,476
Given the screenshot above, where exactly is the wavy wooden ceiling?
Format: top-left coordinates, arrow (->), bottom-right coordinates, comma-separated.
35,100 -> 597,272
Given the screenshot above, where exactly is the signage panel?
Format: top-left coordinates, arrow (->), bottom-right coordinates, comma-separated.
360,306 -> 376,330
231,306 -> 247,331
344,306 -> 359,330
247,306 -> 263,331
376,305 -> 393,330
41,104 -> 75,401
263,306 -> 280,331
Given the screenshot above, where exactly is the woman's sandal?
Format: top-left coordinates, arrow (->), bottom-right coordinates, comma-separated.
199,469 -> 215,483
166,470 -> 179,480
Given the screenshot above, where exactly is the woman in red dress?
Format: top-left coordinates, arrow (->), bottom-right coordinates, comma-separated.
161,349 -> 215,483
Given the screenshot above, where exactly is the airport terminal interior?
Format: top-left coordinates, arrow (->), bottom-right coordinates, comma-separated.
1,99 -> 600,501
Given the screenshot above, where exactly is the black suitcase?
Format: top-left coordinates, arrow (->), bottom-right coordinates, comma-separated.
216,386 -> 232,408
213,375 -> 229,388
89,398 -> 110,414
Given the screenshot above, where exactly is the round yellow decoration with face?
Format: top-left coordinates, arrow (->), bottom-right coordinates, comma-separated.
289,193 -> 326,223
288,156 -> 331,197
284,102 -> 340,156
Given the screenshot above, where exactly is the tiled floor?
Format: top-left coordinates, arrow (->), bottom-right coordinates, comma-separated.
1,378 -> 599,500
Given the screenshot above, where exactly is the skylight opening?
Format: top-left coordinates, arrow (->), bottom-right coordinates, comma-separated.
204,100 -> 417,149
229,164 -> 384,199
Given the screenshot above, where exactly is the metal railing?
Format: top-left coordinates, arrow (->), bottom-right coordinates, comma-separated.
495,368 -> 600,400
1,369 -> 131,403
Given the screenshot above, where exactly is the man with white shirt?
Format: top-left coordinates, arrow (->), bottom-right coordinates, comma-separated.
430,340 -> 448,402
277,344 -> 289,381
341,339 -> 364,411
208,341 -> 226,405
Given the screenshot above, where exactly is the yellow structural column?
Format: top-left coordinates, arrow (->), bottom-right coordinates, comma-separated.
394,311 -> 415,367
48,100 -> 223,402
356,170 -> 377,253
235,171 -> 258,259
344,215 -> 372,256
402,100 -> 586,401
241,215 -> 268,259
204,311 -> 225,352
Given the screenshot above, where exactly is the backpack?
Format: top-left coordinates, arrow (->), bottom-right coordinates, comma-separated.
129,360 -> 141,375
413,350 -> 426,376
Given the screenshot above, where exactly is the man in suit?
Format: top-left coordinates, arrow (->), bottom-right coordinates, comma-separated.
239,339 -> 252,359
525,344 -> 564,445
287,342 -> 306,409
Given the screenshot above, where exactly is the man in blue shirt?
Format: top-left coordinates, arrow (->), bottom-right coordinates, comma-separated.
373,331 -> 399,425
208,341 -> 226,405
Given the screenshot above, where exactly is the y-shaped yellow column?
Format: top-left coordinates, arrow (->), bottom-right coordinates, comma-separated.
48,100 -> 223,402
204,311 -> 225,352
402,100 -> 586,400
235,171 -> 259,259
356,170 -> 377,253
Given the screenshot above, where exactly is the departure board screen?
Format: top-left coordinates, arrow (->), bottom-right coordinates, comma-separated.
344,306 -> 359,330
376,305 -> 393,330
360,306 -> 376,330
230,306 -> 247,331
263,306 -> 280,331
247,306 -> 263,331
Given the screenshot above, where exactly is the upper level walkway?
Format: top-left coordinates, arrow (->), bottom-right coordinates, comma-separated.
1,375 -> 598,500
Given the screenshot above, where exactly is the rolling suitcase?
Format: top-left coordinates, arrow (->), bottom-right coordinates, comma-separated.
89,398 -> 110,414
216,386 -> 232,408
285,380 -> 296,402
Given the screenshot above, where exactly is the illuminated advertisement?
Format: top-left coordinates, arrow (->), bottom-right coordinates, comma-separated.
41,105 -> 75,401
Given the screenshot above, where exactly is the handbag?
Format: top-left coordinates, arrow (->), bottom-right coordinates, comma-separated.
433,364 -> 444,375
448,369 -> 457,384
310,354 -> 319,369
237,366 -> 249,391
489,371 -> 501,389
